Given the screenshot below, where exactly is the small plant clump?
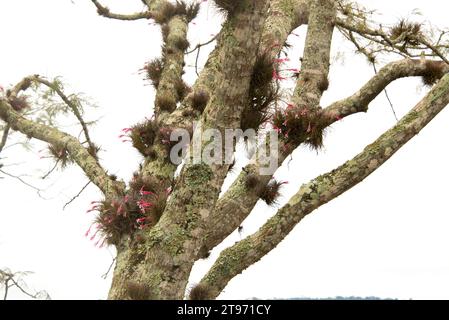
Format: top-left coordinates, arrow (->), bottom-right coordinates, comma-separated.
143,59 -> 164,89
189,284 -> 212,300
8,95 -> 30,112
156,94 -> 177,112
422,60 -> 445,87
153,1 -> 200,25
47,144 -> 73,168
272,105 -> 330,150
190,90 -> 209,112
390,20 -> 422,46
241,53 -> 277,132
174,79 -> 191,101
129,120 -> 159,157
174,37 -> 190,51
244,174 -> 287,206
87,174 -> 171,246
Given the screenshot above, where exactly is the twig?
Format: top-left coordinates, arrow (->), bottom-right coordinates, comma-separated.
63,181 -> 91,210
101,257 -> 117,279
373,63 -> 399,121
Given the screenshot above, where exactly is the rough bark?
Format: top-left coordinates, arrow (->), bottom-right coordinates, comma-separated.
200,73 -> 449,298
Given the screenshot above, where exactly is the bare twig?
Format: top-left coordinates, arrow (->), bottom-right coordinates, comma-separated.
91,0 -> 152,21
63,180 -> 91,210
101,257 -> 116,279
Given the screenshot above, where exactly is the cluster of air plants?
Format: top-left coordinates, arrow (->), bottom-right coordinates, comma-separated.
121,119 -> 193,159
421,60 -> 445,87
7,95 -> 30,112
241,53 -> 278,132
143,59 -> 164,89
390,19 -> 422,46
272,104 -> 330,150
244,173 -> 287,206
124,120 -> 159,158
86,175 -> 171,246
156,94 -> 177,113
153,1 -> 200,25
189,89 -> 209,113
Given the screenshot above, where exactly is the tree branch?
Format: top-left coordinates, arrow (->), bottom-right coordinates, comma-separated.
323,59 -> 449,120
204,57 -> 449,255
32,76 -> 96,154
200,73 -> 449,298
0,99 -> 123,198
202,0 -> 335,255
91,0 -> 152,21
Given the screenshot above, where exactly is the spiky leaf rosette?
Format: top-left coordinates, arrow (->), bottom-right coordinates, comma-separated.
190,90 -> 209,112
130,120 -> 158,157
175,80 -> 191,102
244,174 -> 285,206
156,94 -> 177,112
241,53 -> 277,131
144,59 -> 164,88
259,179 -> 285,205
422,60 -> 446,86
48,144 -> 73,168
390,19 -> 422,46
272,105 -> 328,150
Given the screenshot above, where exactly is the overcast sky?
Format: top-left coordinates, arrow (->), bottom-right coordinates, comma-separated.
1,0 -> 449,300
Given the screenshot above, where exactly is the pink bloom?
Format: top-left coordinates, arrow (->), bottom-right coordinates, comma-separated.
84,224 -> 94,237
140,186 -> 155,196
137,200 -> 153,213
90,229 -> 99,241
272,70 -> 286,81
274,58 -> 290,63
136,217 -> 147,224
121,128 -> 132,133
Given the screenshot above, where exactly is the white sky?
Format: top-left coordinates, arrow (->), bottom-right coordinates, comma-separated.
1,0 -> 449,300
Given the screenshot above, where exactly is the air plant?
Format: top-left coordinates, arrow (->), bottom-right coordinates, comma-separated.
422,60 -> 445,87
189,284 -> 212,300
129,120 -> 158,157
190,90 -> 209,112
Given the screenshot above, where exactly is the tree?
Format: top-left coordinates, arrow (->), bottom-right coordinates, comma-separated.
1,0 -> 449,299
